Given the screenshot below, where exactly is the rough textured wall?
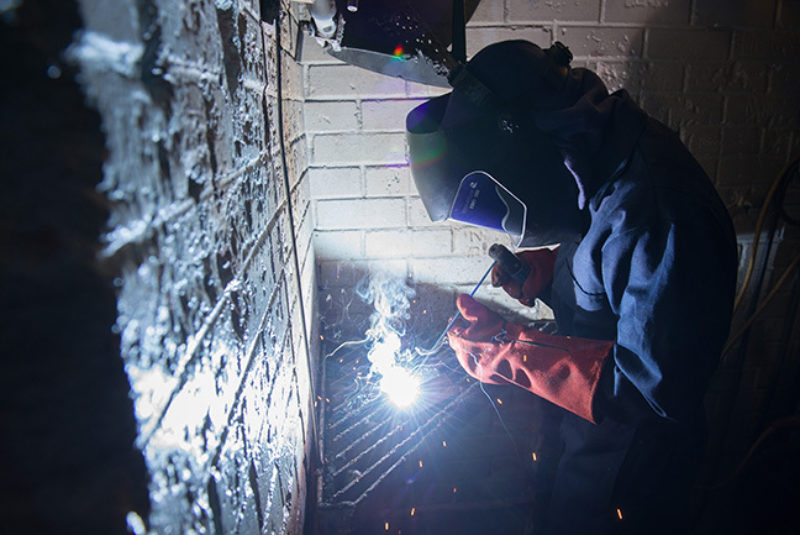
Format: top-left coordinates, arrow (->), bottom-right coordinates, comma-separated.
71,0 -> 315,533
304,0 -> 799,488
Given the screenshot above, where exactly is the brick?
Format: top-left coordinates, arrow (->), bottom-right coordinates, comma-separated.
304,101 -> 359,132
508,0 -> 601,23
411,229 -> 453,256
557,26 -> 643,58
365,165 -> 412,197
768,63 -> 800,96
733,30 -> 800,59
692,0 -> 776,28
603,0 -> 691,24
721,126 -> 762,156
466,26 -> 552,58
412,255 -> 496,285
365,230 -> 413,257
309,166 -> 362,198
595,61 -> 641,93
362,99 -> 425,132
453,226 -> 509,255
315,198 -> 407,229
725,95 -> 799,128
642,93 -> 723,129
299,32 -> 344,64
647,28 -> 731,61
642,61 -> 685,93
312,133 -> 407,165
407,196 -> 441,228
307,64 -> 407,99
761,128 -> 794,161
718,154 -> 784,188
238,10 -> 267,82
282,97 -> 306,146
468,0 -> 506,23
313,230 -> 363,259
365,228 -> 450,258
287,136 -> 310,189
672,93 -> 724,126
685,61 -> 768,93
281,47 -> 306,100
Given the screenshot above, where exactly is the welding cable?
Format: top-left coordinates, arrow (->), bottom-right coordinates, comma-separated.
723,158 -> 800,360
274,9 -> 321,464
722,250 -> 800,358
732,157 -> 799,315
416,260 -> 496,358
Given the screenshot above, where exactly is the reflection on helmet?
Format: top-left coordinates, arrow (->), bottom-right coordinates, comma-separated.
450,171 -> 526,245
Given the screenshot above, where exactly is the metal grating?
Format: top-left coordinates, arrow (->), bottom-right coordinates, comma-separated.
316,320 -> 561,535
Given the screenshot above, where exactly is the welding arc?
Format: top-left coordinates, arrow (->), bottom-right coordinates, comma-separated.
416,260 -> 496,358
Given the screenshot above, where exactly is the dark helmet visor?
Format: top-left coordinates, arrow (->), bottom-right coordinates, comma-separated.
450,171 -> 526,243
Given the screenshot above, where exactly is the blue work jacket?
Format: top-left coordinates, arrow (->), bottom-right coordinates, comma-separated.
532,69 -> 737,533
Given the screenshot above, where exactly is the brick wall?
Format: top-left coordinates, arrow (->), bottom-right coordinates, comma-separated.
304,0 -> 800,479
71,0 -> 315,533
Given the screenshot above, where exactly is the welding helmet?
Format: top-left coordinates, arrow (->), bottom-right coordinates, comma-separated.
407,40 -> 586,247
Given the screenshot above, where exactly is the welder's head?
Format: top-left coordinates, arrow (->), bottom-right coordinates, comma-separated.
406,40 -> 585,247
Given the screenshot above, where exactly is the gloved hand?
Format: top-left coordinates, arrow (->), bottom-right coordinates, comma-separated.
491,247 -> 557,307
448,294 -> 613,423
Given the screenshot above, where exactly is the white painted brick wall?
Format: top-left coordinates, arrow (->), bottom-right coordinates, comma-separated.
316,198 -> 407,229
301,0 -> 800,324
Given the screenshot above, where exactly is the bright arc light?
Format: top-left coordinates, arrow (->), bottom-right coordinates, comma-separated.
380,366 -> 419,408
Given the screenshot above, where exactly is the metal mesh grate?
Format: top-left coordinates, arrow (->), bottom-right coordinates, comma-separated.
316,323 -> 560,535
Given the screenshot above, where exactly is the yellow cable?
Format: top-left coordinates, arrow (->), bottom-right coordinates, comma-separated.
732,158 -> 799,314
723,250 -> 800,359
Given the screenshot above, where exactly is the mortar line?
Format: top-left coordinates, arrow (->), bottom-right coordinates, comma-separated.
207,265 -> 293,470
102,152 -> 267,257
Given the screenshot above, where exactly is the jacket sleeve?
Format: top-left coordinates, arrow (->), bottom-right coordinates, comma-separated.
596,215 -> 736,424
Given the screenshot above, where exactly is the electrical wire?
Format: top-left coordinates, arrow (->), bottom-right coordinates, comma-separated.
722,250 -> 800,358
722,157 -> 800,360
732,158 -> 800,314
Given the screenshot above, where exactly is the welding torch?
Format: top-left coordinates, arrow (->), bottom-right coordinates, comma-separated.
428,243 -> 529,352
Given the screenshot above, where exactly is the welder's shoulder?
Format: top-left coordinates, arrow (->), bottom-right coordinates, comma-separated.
603,118 -> 733,240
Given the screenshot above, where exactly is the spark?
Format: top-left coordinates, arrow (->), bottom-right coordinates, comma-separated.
380,365 -> 419,408
410,507 -> 415,517
496,398 -> 503,405
616,508 -> 623,520
418,460 -> 423,468
532,452 -> 537,462
442,440 -> 447,447
385,521 -> 390,531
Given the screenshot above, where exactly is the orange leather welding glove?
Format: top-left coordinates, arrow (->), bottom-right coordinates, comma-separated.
491,247 -> 558,307
448,294 -> 613,423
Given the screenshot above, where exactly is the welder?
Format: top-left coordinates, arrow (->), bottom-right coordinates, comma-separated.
406,40 -> 737,534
